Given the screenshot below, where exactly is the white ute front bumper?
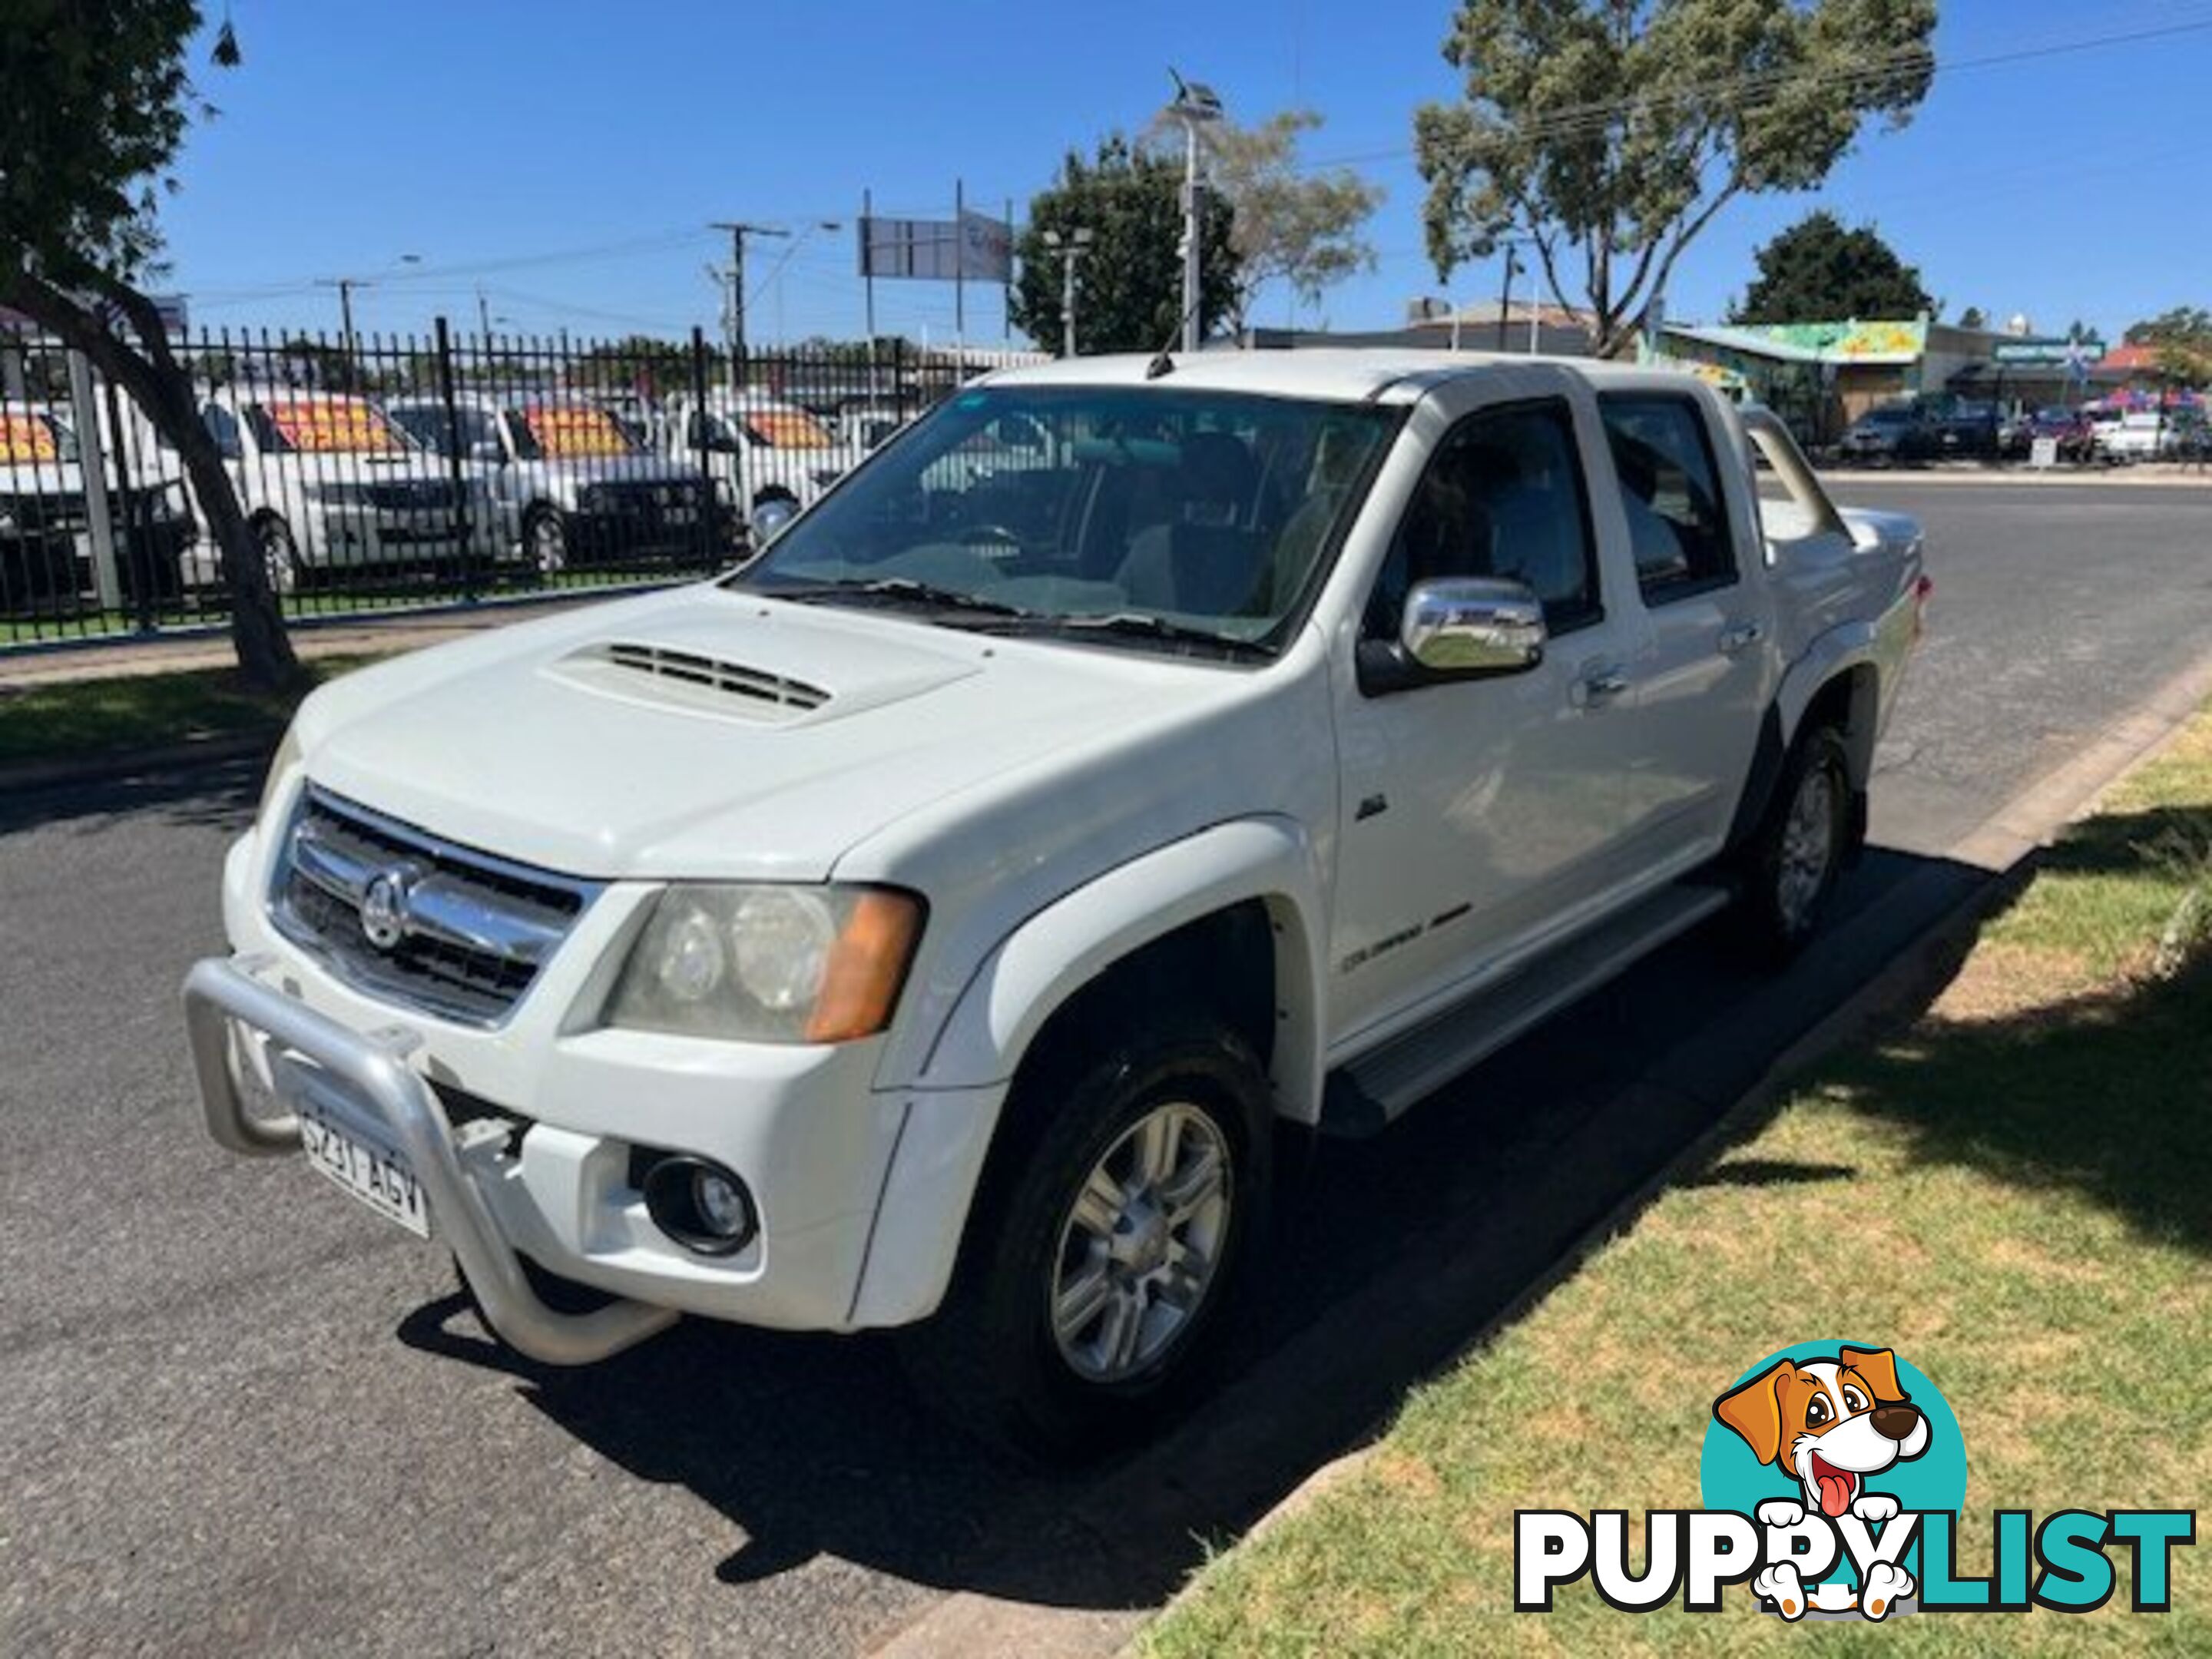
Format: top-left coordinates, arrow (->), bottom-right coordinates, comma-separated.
184,824 -> 998,1362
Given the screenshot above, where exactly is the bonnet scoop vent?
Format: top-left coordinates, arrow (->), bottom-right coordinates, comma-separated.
598,642 -> 831,714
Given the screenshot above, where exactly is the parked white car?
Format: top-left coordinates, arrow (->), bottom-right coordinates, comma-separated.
189,389 -> 501,590
187,352 -> 1926,1455
1,400 -> 196,611
382,394 -> 733,574
2094,409 -> 2182,462
656,390 -> 851,541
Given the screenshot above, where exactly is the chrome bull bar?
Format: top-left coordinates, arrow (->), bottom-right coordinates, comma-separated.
181,955 -> 677,1366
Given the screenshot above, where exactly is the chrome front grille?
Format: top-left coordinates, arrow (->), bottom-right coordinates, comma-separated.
270,787 -> 600,1026
359,479 -> 462,513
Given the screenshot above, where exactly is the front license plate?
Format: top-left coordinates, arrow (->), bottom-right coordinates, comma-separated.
299,1104 -> 429,1237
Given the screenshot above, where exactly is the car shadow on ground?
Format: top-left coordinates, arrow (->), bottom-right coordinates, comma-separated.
393,843 -> 2006,1618
0,753 -> 264,838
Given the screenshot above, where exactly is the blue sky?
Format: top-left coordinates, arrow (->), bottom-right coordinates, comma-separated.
161,0 -> 2212,349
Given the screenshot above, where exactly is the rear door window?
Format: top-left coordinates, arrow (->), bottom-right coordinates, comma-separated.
1598,395 -> 1737,601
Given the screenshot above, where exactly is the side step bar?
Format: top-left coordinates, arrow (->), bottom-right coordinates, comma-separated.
1321,881 -> 1733,1136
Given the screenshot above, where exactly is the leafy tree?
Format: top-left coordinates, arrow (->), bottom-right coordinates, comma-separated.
1729,211 -> 1931,323
1955,305 -> 1986,330
276,336 -> 361,394
1011,136 -> 1237,356
1416,0 -> 1936,356
570,334 -> 692,396
1147,109 -> 1383,331
2122,308 -> 2212,386
0,2 -> 294,684
2124,306 -> 2212,347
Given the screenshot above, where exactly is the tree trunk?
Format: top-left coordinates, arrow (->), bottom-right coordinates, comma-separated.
2,270 -> 300,688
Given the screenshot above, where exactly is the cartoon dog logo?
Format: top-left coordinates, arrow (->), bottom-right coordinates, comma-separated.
1714,1345 -> 1930,1620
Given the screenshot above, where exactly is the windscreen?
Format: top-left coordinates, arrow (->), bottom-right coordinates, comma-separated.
0,411 -> 74,465
735,384 -> 1399,651
255,398 -> 411,455
743,406 -> 837,451
512,404 -> 642,459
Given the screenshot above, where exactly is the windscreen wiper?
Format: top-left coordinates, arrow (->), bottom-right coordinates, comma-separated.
988,611 -> 1272,659
763,576 -> 1033,619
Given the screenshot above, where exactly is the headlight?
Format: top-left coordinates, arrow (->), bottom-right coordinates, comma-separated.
603,883 -> 925,1043
260,723 -> 304,821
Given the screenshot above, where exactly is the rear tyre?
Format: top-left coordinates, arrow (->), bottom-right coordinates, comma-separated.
1739,724 -> 1853,963
900,1021 -> 1273,1462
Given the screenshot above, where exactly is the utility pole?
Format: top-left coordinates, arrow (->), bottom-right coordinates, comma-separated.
709,220 -> 786,396
1495,243 -> 1519,353
476,283 -> 493,342
1041,228 -> 1093,357
316,253 -> 419,376
954,178 -> 966,343
1165,71 -> 1224,355
316,276 -> 366,365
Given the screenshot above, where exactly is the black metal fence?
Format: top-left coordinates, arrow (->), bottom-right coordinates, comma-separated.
0,326 -> 983,650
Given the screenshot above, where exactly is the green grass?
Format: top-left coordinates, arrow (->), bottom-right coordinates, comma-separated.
0,569 -> 695,647
1144,716 -> 2212,1657
0,654 -> 378,768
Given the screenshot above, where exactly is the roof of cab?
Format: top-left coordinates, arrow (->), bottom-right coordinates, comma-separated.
979,347 -> 1710,405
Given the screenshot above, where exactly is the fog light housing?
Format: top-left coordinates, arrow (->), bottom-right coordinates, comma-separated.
640,1154 -> 757,1257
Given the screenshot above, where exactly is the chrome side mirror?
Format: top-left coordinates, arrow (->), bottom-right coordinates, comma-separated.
1401,577 -> 1546,675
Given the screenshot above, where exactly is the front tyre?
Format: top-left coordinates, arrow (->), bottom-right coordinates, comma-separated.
1741,724 -> 1853,962
252,514 -> 300,595
522,502 -> 569,577
902,1024 -> 1272,1461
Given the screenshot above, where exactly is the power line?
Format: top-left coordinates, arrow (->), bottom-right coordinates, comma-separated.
1296,12 -> 2212,171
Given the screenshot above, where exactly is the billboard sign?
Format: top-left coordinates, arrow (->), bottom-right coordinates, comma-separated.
1992,336 -> 2105,366
859,211 -> 1012,283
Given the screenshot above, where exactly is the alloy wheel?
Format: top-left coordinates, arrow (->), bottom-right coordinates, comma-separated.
1049,1101 -> 1232,1386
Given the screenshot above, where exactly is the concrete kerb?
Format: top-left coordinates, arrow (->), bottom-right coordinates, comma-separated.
1815,464 -> 2212,490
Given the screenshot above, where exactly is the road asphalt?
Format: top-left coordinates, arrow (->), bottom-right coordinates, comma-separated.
2,479 -> 2207,1657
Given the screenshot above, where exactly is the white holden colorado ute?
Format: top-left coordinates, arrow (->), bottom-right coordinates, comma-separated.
186,351 -> 1926,1454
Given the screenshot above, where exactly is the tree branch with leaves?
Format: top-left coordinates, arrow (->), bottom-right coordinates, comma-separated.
1145,109 -> 1384,333
1414,0 -> 1936,358
2,0 -> 296,684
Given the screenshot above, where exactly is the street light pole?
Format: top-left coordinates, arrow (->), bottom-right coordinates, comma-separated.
1164,70 -> 1224,355
1041,228 -> 1094,357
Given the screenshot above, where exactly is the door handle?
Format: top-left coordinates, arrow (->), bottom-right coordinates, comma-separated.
1575,666 -> 1631,708
1718,620 -> 1766,656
